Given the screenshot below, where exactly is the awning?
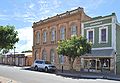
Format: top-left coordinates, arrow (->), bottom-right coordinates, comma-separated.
81,49 -> 115,58
91,49 -> 115,56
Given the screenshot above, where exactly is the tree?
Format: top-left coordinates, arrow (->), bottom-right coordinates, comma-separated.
0,25 -> 19,53
57,35 -> 92,70
22,50 -> 32,53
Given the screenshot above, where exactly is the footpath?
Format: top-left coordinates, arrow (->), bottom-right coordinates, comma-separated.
0,65 -> 120,82
56,69 -> 120,81
0,76 -> 17,83
23,66 -> 120,81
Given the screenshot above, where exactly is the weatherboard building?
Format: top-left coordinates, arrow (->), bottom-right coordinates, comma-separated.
82,13 -> 120,74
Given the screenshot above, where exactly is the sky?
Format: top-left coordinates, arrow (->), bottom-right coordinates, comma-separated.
0,0 -> 120,52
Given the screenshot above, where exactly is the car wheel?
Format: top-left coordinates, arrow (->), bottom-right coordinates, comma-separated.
34,66 -> 38,71
45,67 -> 48,72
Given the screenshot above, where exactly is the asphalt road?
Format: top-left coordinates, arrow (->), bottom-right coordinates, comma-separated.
0,65 -> 119,83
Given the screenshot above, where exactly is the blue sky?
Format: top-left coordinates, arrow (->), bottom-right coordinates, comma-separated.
0,0 -> 120,52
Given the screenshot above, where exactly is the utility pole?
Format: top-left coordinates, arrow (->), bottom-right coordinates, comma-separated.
14,46 -> 16,66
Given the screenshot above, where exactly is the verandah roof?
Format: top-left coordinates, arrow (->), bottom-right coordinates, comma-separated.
81,49 -> 115,58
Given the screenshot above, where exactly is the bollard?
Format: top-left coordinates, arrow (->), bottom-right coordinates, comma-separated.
62,65 -> 63,73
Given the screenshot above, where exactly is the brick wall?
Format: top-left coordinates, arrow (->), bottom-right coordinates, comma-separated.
32,7 -> 91,70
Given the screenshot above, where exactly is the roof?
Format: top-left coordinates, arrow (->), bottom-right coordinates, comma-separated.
82,49 -> 115,58
24,52 -> 32,57
2,52 -> 32,57
91,49 -> 114,56
82,13 -> 116,23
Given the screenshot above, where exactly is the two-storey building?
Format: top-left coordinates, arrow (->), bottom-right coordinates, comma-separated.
82,13 -> 120,74
32,7 -> 91,70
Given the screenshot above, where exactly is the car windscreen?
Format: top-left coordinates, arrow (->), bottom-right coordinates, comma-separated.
35,61 -> 43,64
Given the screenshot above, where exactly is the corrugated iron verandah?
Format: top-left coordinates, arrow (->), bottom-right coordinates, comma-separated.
80,49 -> 115,73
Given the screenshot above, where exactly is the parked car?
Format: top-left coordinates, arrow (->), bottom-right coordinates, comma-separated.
31,60 -> 56,72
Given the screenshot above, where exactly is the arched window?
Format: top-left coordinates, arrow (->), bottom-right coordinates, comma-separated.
34,50 -> 38,60
71,24 -> 77,36
59,55 -> 64,64
42,49 -> 47,60
51,28 -> 55,41
36,31 -> 40,44
60,26 -> 65,40
43,31 -> 47,42
50,49 -> 55,63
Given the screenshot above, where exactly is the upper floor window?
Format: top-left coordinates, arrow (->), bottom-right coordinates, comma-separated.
99,26 -> 108,43
36,31 -> 40,44
51,29 -> 55,41
60,27 -> 65,40
71,24 -> 77,36
43,31 -> 47,42
87,29 -> 94,44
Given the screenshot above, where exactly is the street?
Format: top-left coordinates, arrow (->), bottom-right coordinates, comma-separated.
0,65 -> 119,83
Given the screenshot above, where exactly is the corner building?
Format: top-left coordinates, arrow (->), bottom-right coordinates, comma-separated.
32,7 -> 90,70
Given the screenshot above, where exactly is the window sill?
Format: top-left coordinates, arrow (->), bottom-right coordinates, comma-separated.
51,41 -> 55,43
36,43 -> 40,45
99,41 -> 107,44
43,42 -> 47,44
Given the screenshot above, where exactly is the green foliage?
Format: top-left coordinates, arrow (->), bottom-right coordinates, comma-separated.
57,35 -> 92,70
0,25 -> 19,51
22,50 -> 32,53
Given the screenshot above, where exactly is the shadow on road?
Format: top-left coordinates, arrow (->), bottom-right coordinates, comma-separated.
21,66 -> 120,81
21,67 -> 57,74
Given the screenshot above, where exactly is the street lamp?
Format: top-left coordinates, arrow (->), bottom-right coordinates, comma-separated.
114,52 -> 117,75
14,46 -> 16,66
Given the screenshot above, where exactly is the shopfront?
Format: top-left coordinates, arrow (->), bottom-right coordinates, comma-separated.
80,49 -> 115,73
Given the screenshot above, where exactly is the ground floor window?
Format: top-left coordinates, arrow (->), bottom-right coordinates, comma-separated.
42,49 -> 47,60
81,58 -> 112,72
50,49 -> 55,63
34,50 -> 38,60
90,60 -> 96,69
59,55 -> 64,64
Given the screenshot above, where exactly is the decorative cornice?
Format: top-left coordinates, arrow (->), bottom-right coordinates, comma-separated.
32,7 -> 83,28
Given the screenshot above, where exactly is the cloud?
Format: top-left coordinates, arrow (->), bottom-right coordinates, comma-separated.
0,14 -> 10,21
65,0 -> 105,17
11,0 -> 62,52
38,0 -> 47,4
0,0 -> 107,53
70,7 -> 78,10
29,3 -> 35,9
82,0 -> 105,13
52,0 -> 61,8
86,0 -> 104,9
15,27 -> 33,52
9,0 -> 62,23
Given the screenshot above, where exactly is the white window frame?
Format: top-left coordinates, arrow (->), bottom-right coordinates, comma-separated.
71,25 -> 77,36
99,26 -> 108,43
43,31 -> 47,42
60,27 -> 65,40
42,50 -> 47,60
50,49 -> 55,63
34,50 -> 38,60
59,55 -> 64,64
87,29 -> 94,44
51,29 -> 55,41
